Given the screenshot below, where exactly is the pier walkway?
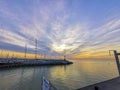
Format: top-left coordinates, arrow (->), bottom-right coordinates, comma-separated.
77,77 -> 120,90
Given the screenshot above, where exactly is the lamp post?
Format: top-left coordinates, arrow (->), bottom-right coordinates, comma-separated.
64,49 -> 66,60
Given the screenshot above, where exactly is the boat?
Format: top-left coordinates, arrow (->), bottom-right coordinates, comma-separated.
42,76 -> 57,90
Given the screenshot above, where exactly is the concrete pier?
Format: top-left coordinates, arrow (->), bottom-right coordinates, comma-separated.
77,77 -> 120,90
0,58 -> 73,68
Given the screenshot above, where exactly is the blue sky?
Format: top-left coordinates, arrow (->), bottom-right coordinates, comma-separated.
0,0 -> 120,58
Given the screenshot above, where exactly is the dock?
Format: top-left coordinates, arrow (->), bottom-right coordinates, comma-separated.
0,58 -> 73,68
77,76 -> 120,90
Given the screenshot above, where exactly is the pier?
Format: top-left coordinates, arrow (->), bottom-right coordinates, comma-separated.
0,58 -> 73,68
77,77 -> 120,90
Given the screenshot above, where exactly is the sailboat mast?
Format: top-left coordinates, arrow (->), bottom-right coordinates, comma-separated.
24,44 -> 27,59
35,39 -> 37,59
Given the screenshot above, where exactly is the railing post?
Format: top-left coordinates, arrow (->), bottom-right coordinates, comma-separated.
113,50 -> 120,76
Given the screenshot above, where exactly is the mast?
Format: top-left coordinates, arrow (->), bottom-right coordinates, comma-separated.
24,44 -> 27,59
35,39 -> 37,59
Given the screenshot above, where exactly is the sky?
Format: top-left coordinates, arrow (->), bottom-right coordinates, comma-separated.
0,0 -> 120,59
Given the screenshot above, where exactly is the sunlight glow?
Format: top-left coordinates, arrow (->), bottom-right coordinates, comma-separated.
51,43 -> 78,53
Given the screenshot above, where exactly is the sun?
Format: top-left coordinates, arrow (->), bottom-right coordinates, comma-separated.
51,43 -> 78,53
51,44 -> 66,52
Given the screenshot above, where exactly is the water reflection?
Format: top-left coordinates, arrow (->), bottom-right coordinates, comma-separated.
0,60 -> 118,90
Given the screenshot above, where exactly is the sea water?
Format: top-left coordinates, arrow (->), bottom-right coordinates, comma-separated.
0,60 -> 118,90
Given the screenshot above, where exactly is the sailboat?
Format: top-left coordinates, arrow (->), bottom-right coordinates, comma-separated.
42,76 -> 57,90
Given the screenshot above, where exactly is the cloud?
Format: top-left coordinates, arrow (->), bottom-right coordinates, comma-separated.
72,18 -> 120,57
0,0 -> 120,58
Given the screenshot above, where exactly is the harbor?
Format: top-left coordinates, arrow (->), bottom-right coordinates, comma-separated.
0,50 -> 120,90
0,0 -> 120,90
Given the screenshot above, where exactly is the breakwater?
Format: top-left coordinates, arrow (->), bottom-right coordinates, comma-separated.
0,58 -> 73,68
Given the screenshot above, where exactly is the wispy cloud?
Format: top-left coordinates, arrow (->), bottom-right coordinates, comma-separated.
0,0 -> 120,58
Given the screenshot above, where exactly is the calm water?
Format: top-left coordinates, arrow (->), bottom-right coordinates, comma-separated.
0,60 -> 119,90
